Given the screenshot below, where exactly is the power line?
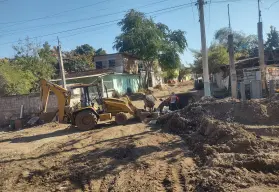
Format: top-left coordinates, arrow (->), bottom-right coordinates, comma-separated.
57,5 -> 193,44
0,0 -> 177,36
207,0 -> 212,31
0,1 -> 192,37
0,3 -> 194,46
0,0 -> 243,46
0,0 -> 113,26
267,0 -> 279,9
190,0 -> 196,21
0,0 -> 175,28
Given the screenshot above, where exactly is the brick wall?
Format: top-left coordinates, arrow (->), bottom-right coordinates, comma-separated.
0,94 -> 58,127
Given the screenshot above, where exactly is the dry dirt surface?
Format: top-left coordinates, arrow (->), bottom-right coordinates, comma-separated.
2,83 -> 279,192
0,122 -> 196,192
158,97 -> 279,191
0,83 -> 199,192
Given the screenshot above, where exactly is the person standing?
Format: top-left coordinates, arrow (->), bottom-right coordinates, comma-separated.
169,92 -> 179,111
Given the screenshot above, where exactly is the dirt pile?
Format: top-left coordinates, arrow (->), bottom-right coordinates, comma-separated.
157,98 -> 279,191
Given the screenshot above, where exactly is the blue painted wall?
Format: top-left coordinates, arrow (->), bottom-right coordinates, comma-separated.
107,74 -> 140,95
64,74 -> 140,96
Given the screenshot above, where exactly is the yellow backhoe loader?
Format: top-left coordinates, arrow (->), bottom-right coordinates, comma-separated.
40,79 -> 141,131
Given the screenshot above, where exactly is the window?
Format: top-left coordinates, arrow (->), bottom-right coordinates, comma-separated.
96,61 -> 103,69
109,60 -> 116,68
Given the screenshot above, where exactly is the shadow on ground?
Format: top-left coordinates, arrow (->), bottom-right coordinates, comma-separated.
4,127 -> 190,191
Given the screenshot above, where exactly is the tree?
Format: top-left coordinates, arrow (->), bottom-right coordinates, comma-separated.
191,45 -> 229,74
214,27 -> 258,58
178,65 -> 191,82
12,36 -> 40,58
64,44 -> 107,72
95,48 -> 106,55
74,44 -> 95,55
0,60 -> 36,95
38,42 -> 57,66
113,9 -> 187,88
165,69 -> 179,80
265,26 -> 279,51
11,38 -> 56,92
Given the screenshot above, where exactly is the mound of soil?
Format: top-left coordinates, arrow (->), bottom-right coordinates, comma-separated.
157,98 -> 279,191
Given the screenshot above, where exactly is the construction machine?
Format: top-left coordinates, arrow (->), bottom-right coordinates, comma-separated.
40,79 -> 141,131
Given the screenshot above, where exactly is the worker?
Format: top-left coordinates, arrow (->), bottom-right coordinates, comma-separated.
144,93 -> 157,112
168,92 -> 179,111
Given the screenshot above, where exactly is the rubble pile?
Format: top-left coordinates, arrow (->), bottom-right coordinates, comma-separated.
157,98 -> 279,191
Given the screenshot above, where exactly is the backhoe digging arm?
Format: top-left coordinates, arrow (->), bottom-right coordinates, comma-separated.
40,79 -> 71,123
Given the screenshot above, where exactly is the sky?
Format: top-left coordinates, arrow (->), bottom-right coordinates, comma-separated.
0,0 -> 278,64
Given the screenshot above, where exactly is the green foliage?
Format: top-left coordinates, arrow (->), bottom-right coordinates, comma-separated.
64,44 -> 107,72
74,44 -> 95,55
190,45 -> 229,74
95,48 -> 106,55
178,65 -> 191,82
38,42 -> 57,66
114,10 -> 163,62
113,9 -> 187,87
214,27 -> 258,58
162,69 -> 179,79
208,45 -> 229,72
0,61 -> 36,95
0,38 -> 57,95
12,37 -> 40,57
265,26 -> 279,51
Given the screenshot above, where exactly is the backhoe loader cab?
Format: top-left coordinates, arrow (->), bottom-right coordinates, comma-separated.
40,79 -> 140,131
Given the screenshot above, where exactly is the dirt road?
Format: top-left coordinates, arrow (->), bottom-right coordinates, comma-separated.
0,84 -> 198,192
0,121 -> 197,192
1,84 -> 279,191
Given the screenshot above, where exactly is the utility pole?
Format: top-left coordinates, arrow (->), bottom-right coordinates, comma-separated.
197,0 -> 211,96
228,4 -> 237,98
57,37 -> 66,89
257,0 -> 267,96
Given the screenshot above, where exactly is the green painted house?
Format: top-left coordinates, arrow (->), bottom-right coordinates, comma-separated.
52,53 -> 141,98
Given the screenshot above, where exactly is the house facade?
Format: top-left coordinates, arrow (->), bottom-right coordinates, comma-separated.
212,49 -> 279,97
52,53 -> 141,100
93,53 -> 139,74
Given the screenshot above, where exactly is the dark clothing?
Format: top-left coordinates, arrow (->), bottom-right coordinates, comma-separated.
169,103 -> 178,111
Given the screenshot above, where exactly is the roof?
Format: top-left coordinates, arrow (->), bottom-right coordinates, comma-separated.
94,52 -> 140,59
235,57 -> 259,65
68,83 -> 100,89
51,69 -> 113,82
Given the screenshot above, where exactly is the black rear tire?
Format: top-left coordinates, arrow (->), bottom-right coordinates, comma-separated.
75,111 -> 97,131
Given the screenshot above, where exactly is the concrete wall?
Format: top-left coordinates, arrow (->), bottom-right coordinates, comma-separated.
0,94 -> 58,127
94,54 -> 139,74
109,74 -> 140,95
94,54 -> 124,73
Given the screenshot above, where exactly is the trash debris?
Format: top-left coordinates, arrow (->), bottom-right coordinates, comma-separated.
148,120 -> 157,125
27,116 -> 40,126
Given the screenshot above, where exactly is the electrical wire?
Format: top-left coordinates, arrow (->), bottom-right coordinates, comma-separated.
0,0 -> 112,26
0,0 -> 245,46
0,3 -> 194,46
0,1 -> 192,37
208,0 -> 212,30
267,0 -> 279,9
0,0 -> 178,36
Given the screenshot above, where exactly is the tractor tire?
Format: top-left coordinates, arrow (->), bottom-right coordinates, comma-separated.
75,111 -> 97,131
115,112 -> 128,125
